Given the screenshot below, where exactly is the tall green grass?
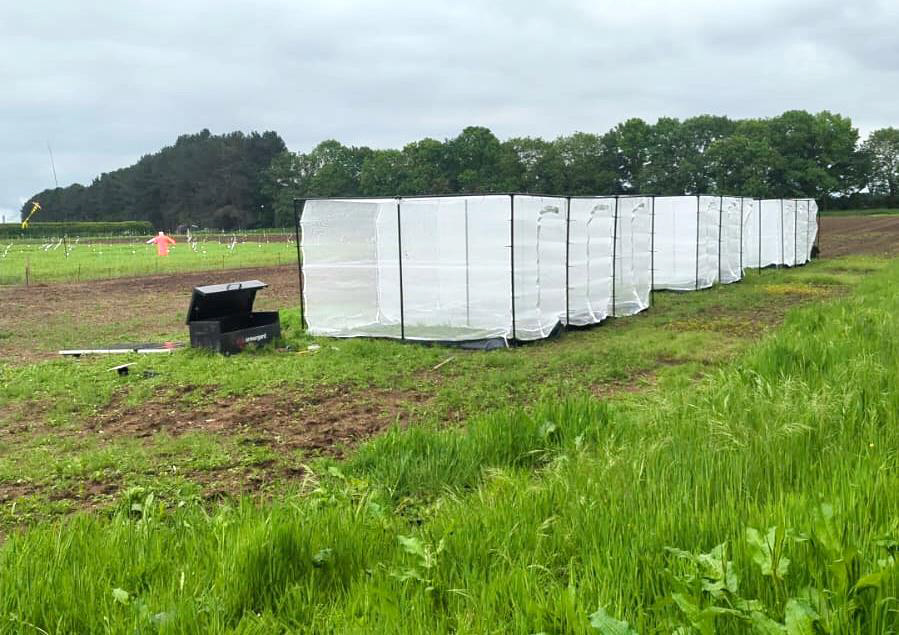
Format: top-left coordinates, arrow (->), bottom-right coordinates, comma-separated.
1,260 -> 898,633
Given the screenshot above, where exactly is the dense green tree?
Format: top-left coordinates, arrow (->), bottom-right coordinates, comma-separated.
764,110 -> 861,199
359,149 -> 406,197
397,138 -> 453,194
553,132 -> 617,195
24,129 -> 286,230
499,137 -> 565,193
25,111 -> 887,228
601,118 -> 652,193
861,127 -> 899,200
444,127 -> 506,192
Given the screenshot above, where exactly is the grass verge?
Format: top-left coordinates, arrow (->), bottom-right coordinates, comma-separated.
0,255 -> 897,632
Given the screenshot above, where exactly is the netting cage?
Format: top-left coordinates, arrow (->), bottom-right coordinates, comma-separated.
297,194 -> 652,346
296,193 -> 818,346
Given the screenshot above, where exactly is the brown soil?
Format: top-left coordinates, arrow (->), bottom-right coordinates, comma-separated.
1,215 -> 895,510
0,265 -> 299,364
90,384 -> 430,457
818,215 -> 899,258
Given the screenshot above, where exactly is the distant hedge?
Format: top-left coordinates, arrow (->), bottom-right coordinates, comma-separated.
0,221 -> 154,239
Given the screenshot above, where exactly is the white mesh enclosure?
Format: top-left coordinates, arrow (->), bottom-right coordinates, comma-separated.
567,197 -> 614,326
718,196 -> 743,283
399,195 -> 511,341
614,196 -> 653,315
652,196 -> 697,291
803,200 -> 819,261
759,200 -> 783,267
652,196 -> 719,291
512,195 -> 568,340
697,196 -> 721,288
782,199 -> 798,266
301,198 -> 401,337
741,198 -> 760,270
300,193 -> 817,344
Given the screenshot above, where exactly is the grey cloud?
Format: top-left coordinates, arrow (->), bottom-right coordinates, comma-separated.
1,0 -> 897,217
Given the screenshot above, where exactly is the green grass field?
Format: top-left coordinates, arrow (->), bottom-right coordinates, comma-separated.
1,253 -> 896,632
0,234 -> 296,285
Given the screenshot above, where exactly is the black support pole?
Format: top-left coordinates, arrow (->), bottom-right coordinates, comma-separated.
510,194 -> 516,340
611,196 -> 619,317
758,199 -> 762,274
779,198 -> 784,268
650,196 -> 656,306
717,195 -> 723,282
396,198 -> 405,340
739,197 -> 744,275
293,199 -> 307,330
565,196 -> 571,327
695,195 -> 701,290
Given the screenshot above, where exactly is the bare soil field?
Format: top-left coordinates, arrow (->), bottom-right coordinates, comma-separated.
818,214 -> 899,257
0,266 -> 299,364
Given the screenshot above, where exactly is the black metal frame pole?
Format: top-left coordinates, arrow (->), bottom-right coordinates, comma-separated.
650,196 -> 655,306
293,199 -> 307,330
758,199 -> 762,274
739,197 -> 744,275
510,194 -> 516,340
396,198 -> 405,340
565,196 -> 571,326
695,195 -> 701,290
717,195 -> 723,282
611,196 -> 619,317
779,198 -> 784,268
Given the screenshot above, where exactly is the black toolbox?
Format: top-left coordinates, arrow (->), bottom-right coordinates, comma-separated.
186,280 -> 281,354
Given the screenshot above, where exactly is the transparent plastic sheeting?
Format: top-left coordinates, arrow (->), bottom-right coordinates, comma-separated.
300,195 -> 817,343
652,196 -> 721,291
301,194 -> 652,342
752,199 -> 818,269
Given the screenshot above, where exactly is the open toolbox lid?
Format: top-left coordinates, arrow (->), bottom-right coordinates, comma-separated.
186,280 -> 268,323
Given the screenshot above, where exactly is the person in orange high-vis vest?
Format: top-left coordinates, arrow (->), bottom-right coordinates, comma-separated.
147,231 -> 176,256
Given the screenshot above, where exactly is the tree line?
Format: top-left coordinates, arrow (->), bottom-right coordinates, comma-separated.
25,130 -> 286,230
25,112 -> 899,229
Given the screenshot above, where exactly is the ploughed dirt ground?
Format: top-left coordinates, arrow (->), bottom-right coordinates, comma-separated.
0,214 -> 896,512
0,266 -> 300,364
818,214 -> 899,257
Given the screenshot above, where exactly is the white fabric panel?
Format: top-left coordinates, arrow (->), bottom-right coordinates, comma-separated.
794,199 -> 818,264
759,200 -> 783,267
302,198 -> 401,337
653,196 -> 717,291
795,200 -> 809,264
805,200 -> 819,261
399,195 -> 511,341
652,196 -> 699,291
741,198 -> 760,270
567,198 -> 614,326
614,197 -> 653,315
782,199 -> 798,266
512,195 -> 567,340
302,193 -> 817,344
697,196 -> 720,289
719,196 -> 743,284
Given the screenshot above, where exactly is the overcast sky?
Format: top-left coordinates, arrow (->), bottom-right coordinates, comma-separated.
1,0 -> 897,219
